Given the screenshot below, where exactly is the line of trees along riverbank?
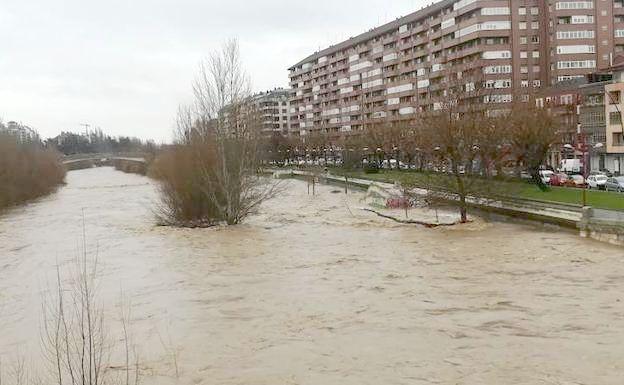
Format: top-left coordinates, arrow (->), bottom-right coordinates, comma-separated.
0,131 -> 66,211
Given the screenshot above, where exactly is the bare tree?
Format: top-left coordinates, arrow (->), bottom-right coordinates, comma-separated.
41,242 -> 109,385
413,69 -> 524,223
507,100 -> 558,190
152,39 -> 280,226
39,225 -> 141,385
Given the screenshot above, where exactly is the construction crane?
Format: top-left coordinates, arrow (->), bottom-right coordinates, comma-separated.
80,123 -> 91,136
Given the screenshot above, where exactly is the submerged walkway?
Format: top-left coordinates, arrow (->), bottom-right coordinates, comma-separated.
273,169 -> 583,227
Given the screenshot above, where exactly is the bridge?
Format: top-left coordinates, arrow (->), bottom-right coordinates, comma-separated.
62,154 -> 148,175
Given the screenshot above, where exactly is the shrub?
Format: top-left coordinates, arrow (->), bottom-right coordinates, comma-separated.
0,132 -> 66,210
150,40 -> 279,227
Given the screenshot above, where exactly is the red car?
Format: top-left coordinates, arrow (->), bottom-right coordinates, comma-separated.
549,173 -> 569,187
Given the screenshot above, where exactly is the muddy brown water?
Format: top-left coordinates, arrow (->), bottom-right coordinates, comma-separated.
1,167 -> 623,384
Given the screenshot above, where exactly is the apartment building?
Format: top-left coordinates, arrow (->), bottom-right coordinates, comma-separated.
604,61 -> 624,173
288,0 -> 624,139
249,88 -> 291,135
0,121 -> 38,143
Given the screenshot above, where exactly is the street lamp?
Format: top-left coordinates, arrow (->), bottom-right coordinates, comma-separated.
376,147 -> 383,167
393,146 -> 400,170
586,142 -> 604,175
578,142 -> 604,207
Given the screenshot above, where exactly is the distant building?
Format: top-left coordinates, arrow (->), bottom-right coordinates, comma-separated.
249,88 -> 291,136
0,121 -> 38,143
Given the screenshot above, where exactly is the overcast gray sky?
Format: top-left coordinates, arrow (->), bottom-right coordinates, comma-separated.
0,0 -> 429,142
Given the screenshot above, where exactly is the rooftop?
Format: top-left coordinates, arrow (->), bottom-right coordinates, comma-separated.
289,0 -> 455,70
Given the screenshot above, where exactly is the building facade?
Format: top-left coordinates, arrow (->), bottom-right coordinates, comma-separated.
250,88 -> 291,136
604,63 -> 624,173
0,121 -> 38,143
288,0 -> 624,139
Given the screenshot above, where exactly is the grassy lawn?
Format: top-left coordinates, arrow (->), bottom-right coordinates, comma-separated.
519,185 -> 624,211
331,168 -> 624,211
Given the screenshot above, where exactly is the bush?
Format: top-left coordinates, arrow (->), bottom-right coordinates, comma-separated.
0,132 -> 66,210
364,163 -> 380,174
150,142 -> 223,226
150,39 -> 279,227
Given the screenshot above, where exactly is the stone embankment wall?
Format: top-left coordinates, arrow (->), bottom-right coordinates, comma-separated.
579,208 -> 624,246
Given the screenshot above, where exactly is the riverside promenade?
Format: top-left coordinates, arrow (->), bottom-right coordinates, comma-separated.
273,169 -> 623,246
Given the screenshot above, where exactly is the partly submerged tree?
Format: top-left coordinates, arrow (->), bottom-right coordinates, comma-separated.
152,39 -> 279,227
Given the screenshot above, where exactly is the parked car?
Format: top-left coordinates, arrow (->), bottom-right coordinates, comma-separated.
568,174 -> 586,188
605,177 -> 624,192
549,173 -> 569,187
591,170 -> 614,177
539,170 -> 554,184
587,174 -> 609,190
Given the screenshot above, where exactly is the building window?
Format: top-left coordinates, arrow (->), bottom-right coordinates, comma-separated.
557,60 -> 596,69
608,91 -> 621,104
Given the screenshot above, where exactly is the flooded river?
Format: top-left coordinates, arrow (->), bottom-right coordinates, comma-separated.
1,167 -> 623,384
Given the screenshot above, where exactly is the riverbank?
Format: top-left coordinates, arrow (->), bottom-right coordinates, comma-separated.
1,167 -> 624,384
273,168 -> 624,246
0,134 -> 66,211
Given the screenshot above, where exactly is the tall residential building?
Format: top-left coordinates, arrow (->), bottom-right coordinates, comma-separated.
288,0 -> 624,138
604,61 -> 624,172
0,121 -> 38,143
250,88 -> 291,135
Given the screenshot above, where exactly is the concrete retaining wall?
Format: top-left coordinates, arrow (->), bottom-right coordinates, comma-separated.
112,158 -> 147,175
579,207 -> 624,246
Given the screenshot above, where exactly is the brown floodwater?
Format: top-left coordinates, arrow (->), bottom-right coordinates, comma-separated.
1,167 -> 623,384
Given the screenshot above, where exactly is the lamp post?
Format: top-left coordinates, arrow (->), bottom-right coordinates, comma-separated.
564,140 -> 604,207
433,146 -> 441,173
563,142 -> 585,205
393,146 -> 400,171
588,142 -> 604,175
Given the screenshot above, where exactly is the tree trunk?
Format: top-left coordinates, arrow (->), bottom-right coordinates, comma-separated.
530,165 -> 549,191
459,200 -> 468,223
454,164 -> 468,224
